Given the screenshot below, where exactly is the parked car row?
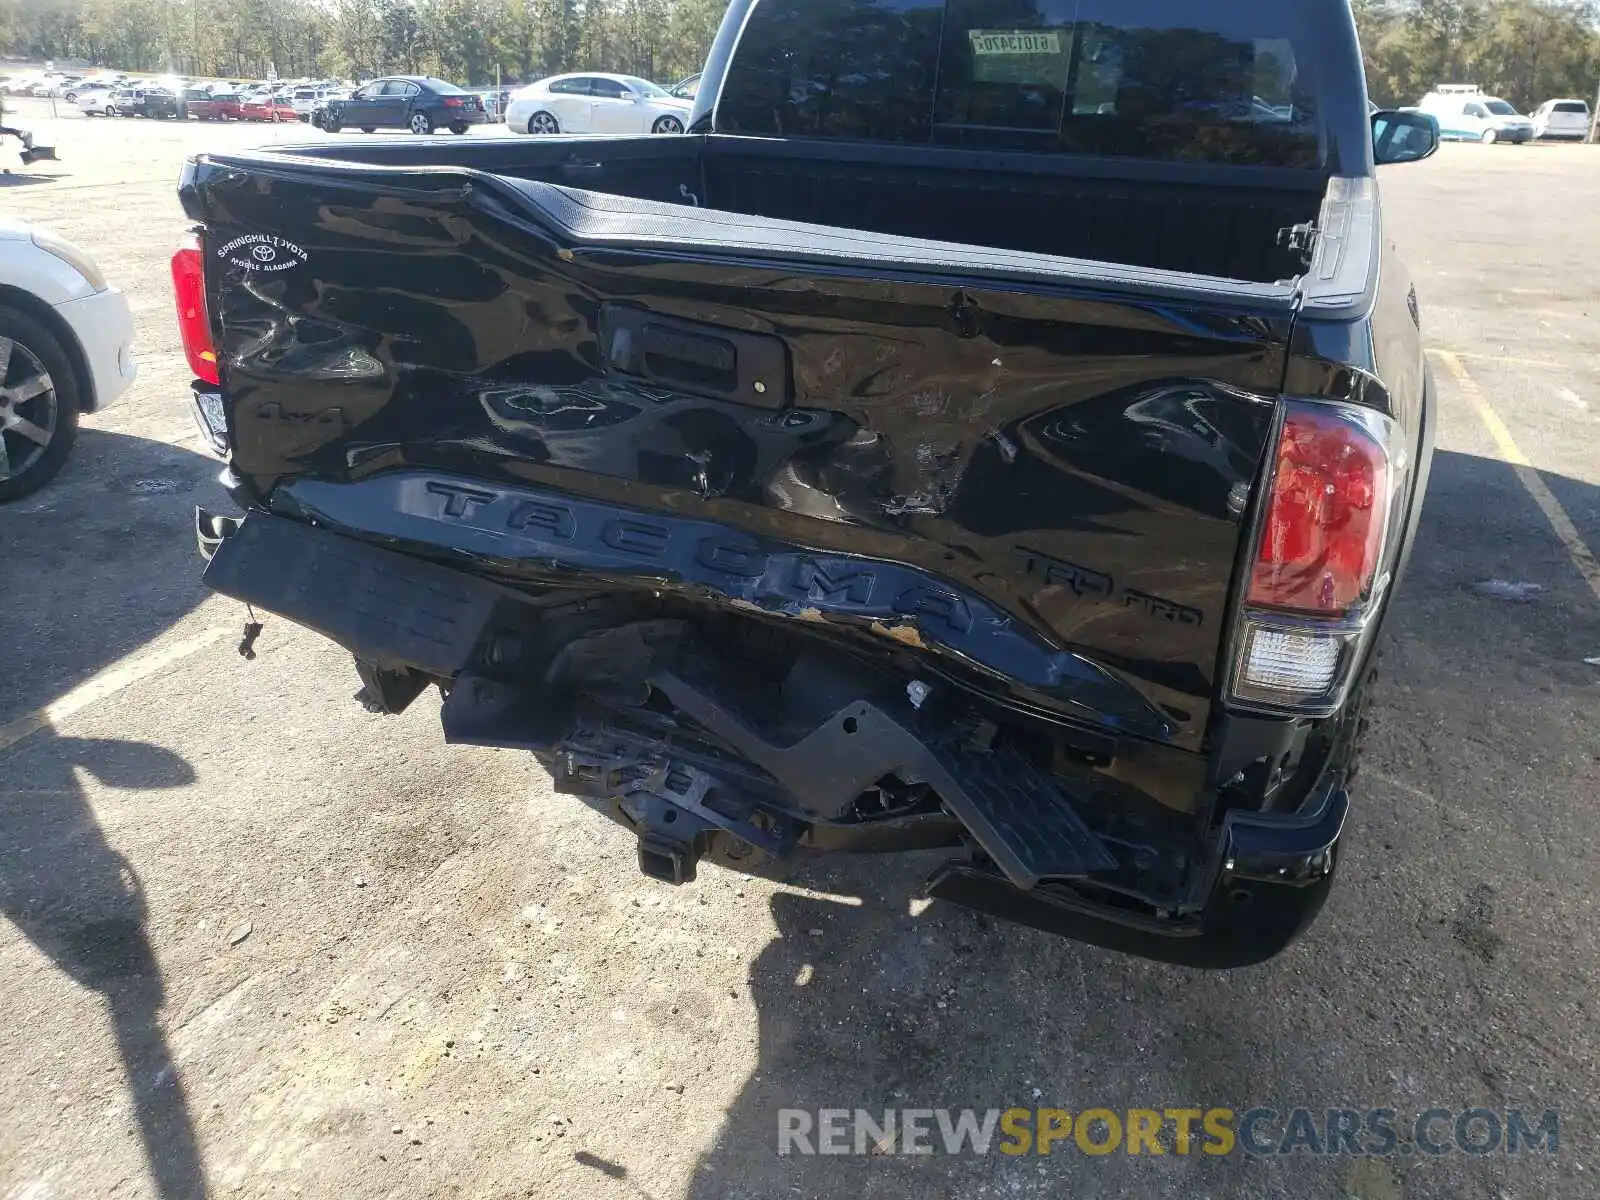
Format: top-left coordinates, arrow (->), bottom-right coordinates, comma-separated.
1415,84 -> 1590,143
6,66 -> 710,139
302,71 -> 695,137
65,79 -> 338,122
81,86 -> 184,119
0,71 -> 129,98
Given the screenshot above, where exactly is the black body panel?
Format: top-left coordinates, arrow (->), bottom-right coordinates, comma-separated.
177,0 -> 1434,967
182,152 -> 1294,751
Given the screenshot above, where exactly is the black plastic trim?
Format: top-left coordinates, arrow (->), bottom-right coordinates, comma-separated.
926,784 -> 1345,968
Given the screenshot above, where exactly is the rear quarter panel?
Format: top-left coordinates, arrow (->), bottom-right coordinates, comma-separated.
1284,217 -> 1433,619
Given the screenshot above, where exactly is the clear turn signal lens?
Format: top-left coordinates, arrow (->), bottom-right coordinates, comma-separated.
1239,625 -> 1342,697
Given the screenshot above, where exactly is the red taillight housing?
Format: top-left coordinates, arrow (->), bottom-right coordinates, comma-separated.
1246,406 -> 1390,616
170,231 -> 220,385
1230,400 -> 1405,714
443,96 -> 464,107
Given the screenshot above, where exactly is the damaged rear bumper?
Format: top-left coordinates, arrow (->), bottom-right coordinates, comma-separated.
928,785 -> 1344,968
198,502 -> 1347,968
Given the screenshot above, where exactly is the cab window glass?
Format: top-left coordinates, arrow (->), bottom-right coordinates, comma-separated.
720,0 -> 1320,165
932,0 -> 1318,162
717,0 -> 943,142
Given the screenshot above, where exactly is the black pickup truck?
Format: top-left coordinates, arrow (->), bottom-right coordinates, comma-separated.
173,0 -> 1439,967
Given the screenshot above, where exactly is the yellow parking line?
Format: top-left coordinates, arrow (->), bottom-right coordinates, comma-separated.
0,627 -> 228,755
1426,348 -> 1566,369
1435,349 -> 1600,603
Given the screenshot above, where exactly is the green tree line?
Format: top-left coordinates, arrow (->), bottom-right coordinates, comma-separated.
0,0 -> 727,84
1358,0 -> 1600,109
3,0 -> 1598,105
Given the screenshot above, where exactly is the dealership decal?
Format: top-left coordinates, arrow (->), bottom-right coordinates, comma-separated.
216,233 -> 308,273
969,30 -> 1061,55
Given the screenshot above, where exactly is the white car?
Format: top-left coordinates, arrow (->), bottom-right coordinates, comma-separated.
506,73 -> 691,136
1417,86 -> 1536,144
0,219 -> 137,500
1530,98 -> 1590,140
289,85 -> 341,118
74,85 -> 115,116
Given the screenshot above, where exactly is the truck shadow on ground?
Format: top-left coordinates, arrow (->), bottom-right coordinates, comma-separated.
0,730 -> 206,1200
680,448 -> 1597,1200
3,426 -> 231,718
1,426 -> 229,1199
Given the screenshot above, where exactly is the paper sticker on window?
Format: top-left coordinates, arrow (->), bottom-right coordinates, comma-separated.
968,30 -> 1061,55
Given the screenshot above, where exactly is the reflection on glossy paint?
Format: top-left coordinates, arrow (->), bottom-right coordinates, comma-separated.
193,156 -> 1294,750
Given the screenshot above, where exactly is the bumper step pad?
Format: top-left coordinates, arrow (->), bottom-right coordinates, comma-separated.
930,738 -> 1121,887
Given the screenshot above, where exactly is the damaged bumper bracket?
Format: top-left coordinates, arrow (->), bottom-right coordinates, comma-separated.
204,511 -> 1119,890
198,508 -> 1348,965
646,660 -> 1119,887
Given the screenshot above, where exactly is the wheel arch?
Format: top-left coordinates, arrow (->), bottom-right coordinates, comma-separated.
0,285 -> 95,412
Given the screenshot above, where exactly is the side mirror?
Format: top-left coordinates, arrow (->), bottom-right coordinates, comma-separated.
1372,109 -> 1439,165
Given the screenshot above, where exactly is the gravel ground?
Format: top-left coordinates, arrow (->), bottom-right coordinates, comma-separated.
1,102 -> 1597,1200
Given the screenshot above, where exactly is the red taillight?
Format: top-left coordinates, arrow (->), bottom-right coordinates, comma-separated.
170,232 -> 220,386
1245,406 -> 1390,616
443,96 -> 463,107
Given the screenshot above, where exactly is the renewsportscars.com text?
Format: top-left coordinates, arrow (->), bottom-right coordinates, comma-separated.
777,1107 -> 1559,1158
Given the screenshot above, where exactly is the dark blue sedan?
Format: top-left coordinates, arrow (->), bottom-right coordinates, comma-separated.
318,76 -> 488,135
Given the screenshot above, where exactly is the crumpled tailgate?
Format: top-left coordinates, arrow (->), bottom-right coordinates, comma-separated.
183,152 -> 1296,751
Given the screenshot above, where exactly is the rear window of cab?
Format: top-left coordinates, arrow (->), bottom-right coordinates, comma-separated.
716,0 -> 1321,166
